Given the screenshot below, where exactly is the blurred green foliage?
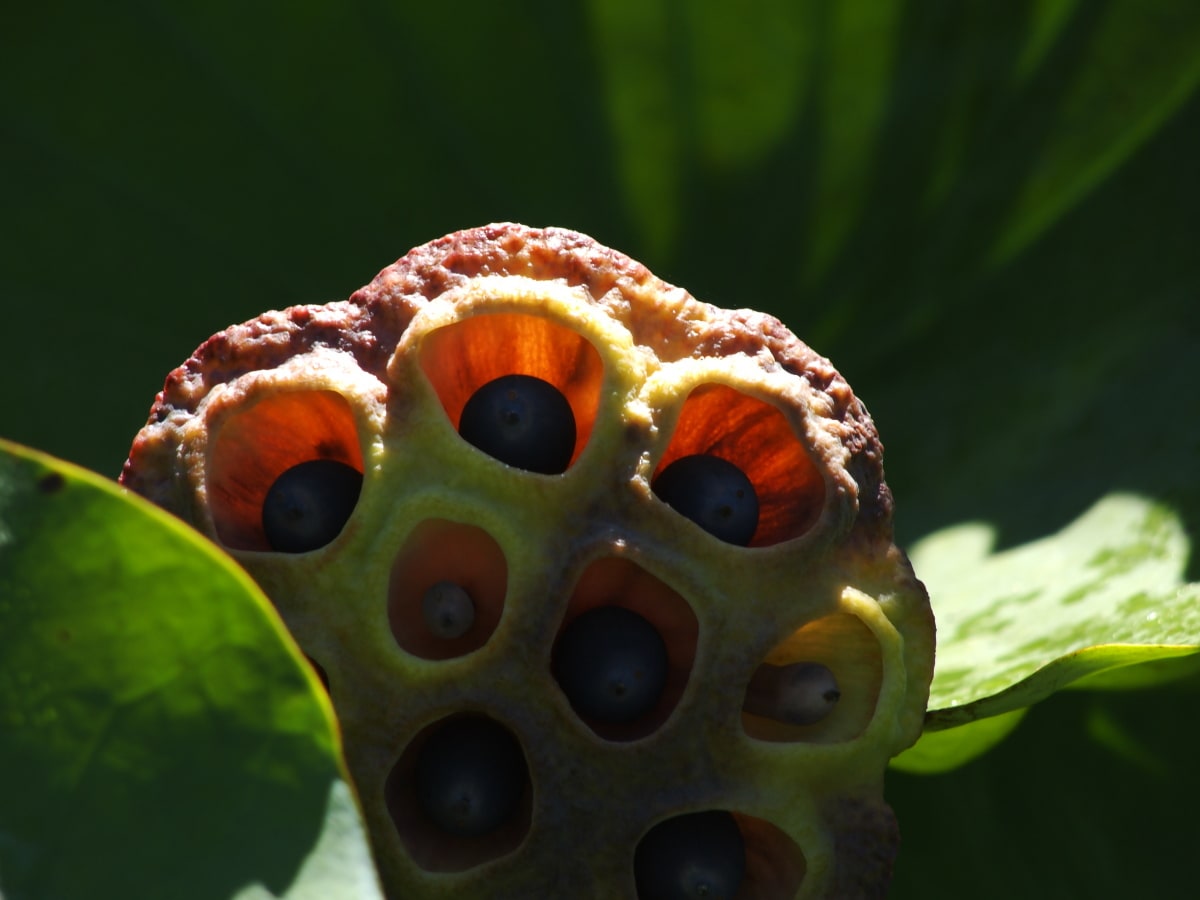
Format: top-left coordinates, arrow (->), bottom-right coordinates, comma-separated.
3,1 -> 1198,897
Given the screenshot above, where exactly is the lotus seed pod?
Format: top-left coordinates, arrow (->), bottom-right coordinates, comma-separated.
121,223 -> 935,898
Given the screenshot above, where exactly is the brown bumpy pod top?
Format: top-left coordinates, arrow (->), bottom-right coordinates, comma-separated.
122,223 -> 934,899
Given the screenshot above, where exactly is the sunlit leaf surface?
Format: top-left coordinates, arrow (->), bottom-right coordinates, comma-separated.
891,708 -> 1028,775
915,493 -> 1200,724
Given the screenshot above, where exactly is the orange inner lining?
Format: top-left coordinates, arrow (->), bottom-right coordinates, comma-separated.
208,390 -> 363,551
655,384 -> 825,546
419,312 -> 604,467
742,612 -> 882,744
734,812 -> 807,899
388,519 -> 508,661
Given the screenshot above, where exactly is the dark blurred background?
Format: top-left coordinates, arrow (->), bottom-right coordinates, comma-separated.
4,1 -> 1198,896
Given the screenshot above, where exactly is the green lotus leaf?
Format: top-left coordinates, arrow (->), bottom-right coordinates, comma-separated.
891,708 -> 1028,775
913,492 -> 1199,733
0,439 -> 382,900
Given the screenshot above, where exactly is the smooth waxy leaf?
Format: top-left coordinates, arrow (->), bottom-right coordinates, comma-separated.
916,493 -> 1200,726
0,440 -> 382,900
891,709 -> 1028,775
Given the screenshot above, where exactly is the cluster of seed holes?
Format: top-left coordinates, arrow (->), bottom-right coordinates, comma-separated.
634,811 -> 806,900
388,520 -> 507,661
384,714 -> 531,873
204,322 -> 836,887
742,613 -> 882,744
653,385 -> 825,547
419,312 -> 604,473
208,390 -> 365,551
552,558 -> 698,742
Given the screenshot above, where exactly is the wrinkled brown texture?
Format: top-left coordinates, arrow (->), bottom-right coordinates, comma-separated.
124,224 -> 886,542
824,794 -> 903,899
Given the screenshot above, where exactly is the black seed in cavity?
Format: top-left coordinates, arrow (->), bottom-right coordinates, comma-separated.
553,606 -> 668,724
744,661 -> 840,726
635,810 -> 746,900
458,374 -> 576,474
422,581 -> 476,639
652,454 -> 759,546
414,717 -> 526,837
262,459 -> 362,553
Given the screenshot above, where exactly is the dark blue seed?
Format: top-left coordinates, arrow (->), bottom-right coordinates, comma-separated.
415,717 -> 526,837
635,811 -> 746,900
652,454 -> 758,546
262,459 -> 362,553
458,374 -> 576,474
553,606 -> 667,724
